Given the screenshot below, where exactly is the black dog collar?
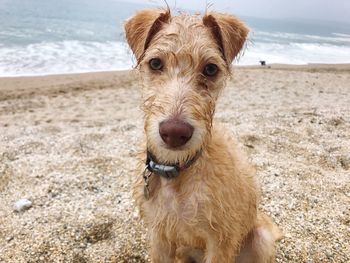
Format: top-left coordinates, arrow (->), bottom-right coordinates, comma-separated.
145,150 -> 201,179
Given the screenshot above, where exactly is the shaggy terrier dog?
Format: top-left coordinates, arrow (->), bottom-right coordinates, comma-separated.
124,8 -> 281,263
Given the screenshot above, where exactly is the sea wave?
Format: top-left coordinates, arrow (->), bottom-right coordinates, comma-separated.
0,40 -> 134,76
239,42 -> 350,65
251,31 -> 350,45
1,39 -> 350,76
333,33 -> 350,38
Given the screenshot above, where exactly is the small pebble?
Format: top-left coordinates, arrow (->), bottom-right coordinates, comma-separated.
339,155 -> 350,170
13,199 -> 32,212
6,236 -> 14,242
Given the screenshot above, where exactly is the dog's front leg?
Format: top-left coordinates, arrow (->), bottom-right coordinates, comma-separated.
150,236 -> 176,263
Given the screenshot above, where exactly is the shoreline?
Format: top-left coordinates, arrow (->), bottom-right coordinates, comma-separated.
0,63 -> 349,79
1,63 -> 349,101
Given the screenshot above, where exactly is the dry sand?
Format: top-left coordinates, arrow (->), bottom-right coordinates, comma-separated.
0,64 -> 349,262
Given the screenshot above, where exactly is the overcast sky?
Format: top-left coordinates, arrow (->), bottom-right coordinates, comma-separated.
128,0 -> 350,23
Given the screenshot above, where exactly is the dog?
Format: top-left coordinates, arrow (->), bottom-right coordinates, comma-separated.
124,8 -> 282,263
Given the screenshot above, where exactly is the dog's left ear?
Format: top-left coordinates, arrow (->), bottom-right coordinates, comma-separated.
203,12 -> 249,64
124,9 -> 171,62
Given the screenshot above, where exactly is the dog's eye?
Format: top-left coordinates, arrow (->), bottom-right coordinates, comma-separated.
203,63 -> 218,77
149,58 -> 163,71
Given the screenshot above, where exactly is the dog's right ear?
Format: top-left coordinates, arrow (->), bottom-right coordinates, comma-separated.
124,9 -> 170,62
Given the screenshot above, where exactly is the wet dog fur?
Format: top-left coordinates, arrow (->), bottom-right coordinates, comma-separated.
124,8 -> 282,263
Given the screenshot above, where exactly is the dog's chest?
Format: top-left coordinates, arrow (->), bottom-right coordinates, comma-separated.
145,178 -> 203,230
162,181 -> 197,218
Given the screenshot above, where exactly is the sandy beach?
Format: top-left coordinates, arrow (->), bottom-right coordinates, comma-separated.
0,64 -> 349,262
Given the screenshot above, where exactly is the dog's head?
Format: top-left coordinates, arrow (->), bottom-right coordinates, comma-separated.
125,9 -> 248,165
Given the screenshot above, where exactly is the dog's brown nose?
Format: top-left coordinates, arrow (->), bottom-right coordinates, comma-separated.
159,119 -> 194,148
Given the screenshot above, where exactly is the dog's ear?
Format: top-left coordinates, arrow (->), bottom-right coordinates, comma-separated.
124,9 -> 170,62
203,12 -> 249,64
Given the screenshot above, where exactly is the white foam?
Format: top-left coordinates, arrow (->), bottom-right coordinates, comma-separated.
252,31 -> 350,44
0,41 -> 134,76
333,33 -> 350,38
238,42 -> 350,65
1,38 -> 350,76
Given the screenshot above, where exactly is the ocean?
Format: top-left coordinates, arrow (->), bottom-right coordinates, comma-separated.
1,0 -> 350,76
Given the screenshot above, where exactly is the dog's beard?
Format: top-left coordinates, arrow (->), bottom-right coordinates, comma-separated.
146,137 -> 201,166
145,127 -> 205,166
144,113 -> 210,165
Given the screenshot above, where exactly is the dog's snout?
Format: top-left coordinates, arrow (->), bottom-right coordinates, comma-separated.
159,119 -> 194,148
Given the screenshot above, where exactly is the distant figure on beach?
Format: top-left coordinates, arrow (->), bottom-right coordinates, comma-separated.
260,60 -> 266,66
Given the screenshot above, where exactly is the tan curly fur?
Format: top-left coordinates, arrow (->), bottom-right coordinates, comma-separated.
124,9 -> 282,263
